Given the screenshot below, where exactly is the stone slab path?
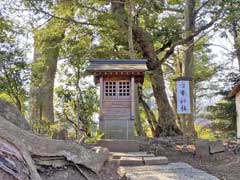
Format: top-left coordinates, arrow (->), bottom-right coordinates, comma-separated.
111,152 -> 155,159
118,162 -> 219,180
111,152 -> 168,166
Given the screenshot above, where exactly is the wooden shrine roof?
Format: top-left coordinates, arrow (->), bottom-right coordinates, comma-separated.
86,59 -> 148,73
228,82 -> 240,98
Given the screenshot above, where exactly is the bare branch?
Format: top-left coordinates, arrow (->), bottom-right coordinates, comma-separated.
155,41 -> 172,54
63,111 -> 78,128
29,1 -> 112,28
202,43 -> 232,52
195,0 -> 211,15
161,7 -> 184,13
159,17 -> 218,64
74,1 -> 107,13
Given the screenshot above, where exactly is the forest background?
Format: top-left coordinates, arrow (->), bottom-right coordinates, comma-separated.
0,0 -> 239,142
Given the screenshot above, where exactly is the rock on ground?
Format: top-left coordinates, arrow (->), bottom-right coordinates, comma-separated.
0,99 -> 30,130
119,162 -> 219,180
0,101 -> 109,180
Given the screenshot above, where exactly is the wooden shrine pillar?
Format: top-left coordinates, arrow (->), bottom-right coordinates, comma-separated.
99,76 -> 103,119
131,76 -> 135,120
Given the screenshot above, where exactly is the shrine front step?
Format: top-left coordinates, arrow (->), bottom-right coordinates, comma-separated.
111,152 -> 155,159
97,139 -> 140,152
119,156 -> 169,166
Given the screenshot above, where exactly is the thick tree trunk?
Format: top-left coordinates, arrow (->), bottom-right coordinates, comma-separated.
149,65 -> 179,135
182,0 -> 197,138
134,84 -> 146,137
139,91 -> 159,137
127,0 -> 145,136
232,19 -> 240,71
128,0 -> 135,58
111,0 -> 180,136
30,19 -> 67,123
133,24 -> 181,136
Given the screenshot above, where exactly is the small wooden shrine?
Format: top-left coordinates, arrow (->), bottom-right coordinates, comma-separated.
86,59 -> 147,140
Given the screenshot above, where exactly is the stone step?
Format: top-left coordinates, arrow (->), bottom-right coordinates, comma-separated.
97,139 -> 140,152
118,162 -> 219,180
111,152 -> 155,159
116,154 -> 168,166
144,156 -> 168,165
119,157 -> 144,166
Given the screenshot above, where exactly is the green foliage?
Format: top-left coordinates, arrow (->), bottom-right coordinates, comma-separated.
154,15 -> 183,49
195,125 -> 216,141
194,37 -> 218,82
0,16 -> 28,112
29,118 -> 58,137
1,0 -> 238,140
55,60 -> 99,139
204,99 -> 236,138
84,126 -> 104,144
202,72 -> 238,139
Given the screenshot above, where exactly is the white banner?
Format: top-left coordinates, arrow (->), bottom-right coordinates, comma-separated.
176,80 -> 191,114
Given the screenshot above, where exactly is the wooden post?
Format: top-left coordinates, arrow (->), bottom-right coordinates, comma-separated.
236,93 -> 240,139
99,76 -> 103,120
131,76 -> 135,120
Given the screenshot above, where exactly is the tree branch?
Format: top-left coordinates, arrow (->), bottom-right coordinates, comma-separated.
161,7 -> 184,13
29,1 -> 111,28
159,17 -> 218,64
195,0 -> 211,15
63,111 -> 78,128
155,41 -> 172,54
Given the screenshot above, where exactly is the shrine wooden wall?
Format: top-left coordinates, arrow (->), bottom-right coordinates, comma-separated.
99,76 -> 136,139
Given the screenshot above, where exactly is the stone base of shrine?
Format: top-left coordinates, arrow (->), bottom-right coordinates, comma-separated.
97,139 -> 140,152
99,119 -> 135,140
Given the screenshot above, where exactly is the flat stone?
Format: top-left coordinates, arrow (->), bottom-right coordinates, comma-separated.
112,152 -> 154,159
144,157 -> 168,165
119,157 -> 144,166
0,99 -> 30,130
209,140 -> 225,154
119,162 -> 219,180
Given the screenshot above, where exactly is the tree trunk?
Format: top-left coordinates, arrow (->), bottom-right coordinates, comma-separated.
128,0 -> 135,58
127,0 -> 145,136
134,83 -> 146,137
139,91 -> 159,137
111,0 -> 180,136
232,17 -> 240,71
30,19 -> 67,124
182,0 -> 197,138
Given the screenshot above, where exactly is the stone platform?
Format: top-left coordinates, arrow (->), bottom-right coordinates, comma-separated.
111,152 -> 219,179
110,152 -> 168,166
118,162 -> 219,180
111,152 -> 154,159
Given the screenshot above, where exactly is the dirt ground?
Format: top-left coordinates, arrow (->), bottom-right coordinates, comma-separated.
3,143 -> 238,180
165,146 -> 240,180
99,161 -> 120,180
99,143 -> 240,180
